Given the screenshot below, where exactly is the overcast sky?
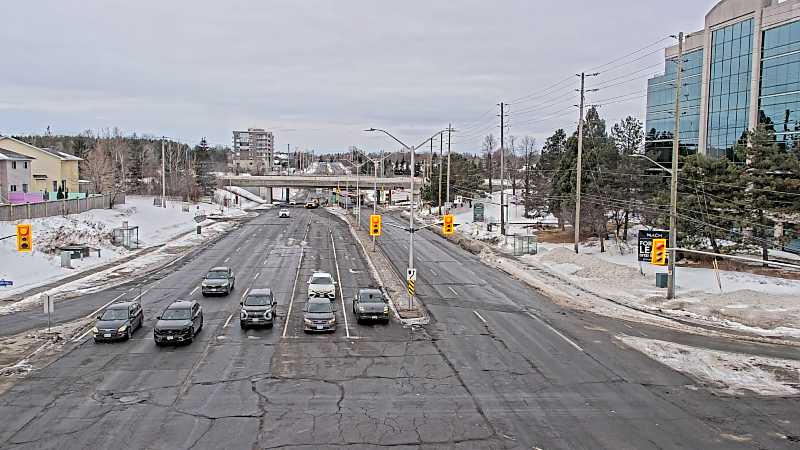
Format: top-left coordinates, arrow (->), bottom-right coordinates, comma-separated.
0,0 -> 717,153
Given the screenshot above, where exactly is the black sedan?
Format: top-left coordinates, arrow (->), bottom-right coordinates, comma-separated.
154,300 -> 203,345
93,301 -> 144,342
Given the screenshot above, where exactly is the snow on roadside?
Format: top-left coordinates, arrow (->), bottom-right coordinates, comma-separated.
618,335 -> 800,396
0,219 -> 237,316
525,244 -> 800,337
222,186 -> 267,205
0,196 -> 231,299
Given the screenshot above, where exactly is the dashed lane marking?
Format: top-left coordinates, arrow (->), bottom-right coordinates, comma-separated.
526,312 -> 584,352
222,313 -> 234,328
190,286 -> 199,296
449,286 -> 458,296
473,310 -> 488,324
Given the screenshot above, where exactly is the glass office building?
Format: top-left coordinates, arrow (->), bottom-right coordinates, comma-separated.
645,0 -> 800,161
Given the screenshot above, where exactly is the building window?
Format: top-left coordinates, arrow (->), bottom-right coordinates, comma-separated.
707,18 -> 754,159
759,19 -> 800,151
53,181 -> 58,191
23,161 -> 28,169
10,185 -> 16,192
11,161 -> 16,169
22,184 -> 28,193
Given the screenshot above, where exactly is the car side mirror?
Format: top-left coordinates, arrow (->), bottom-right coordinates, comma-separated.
156,315 -> 161,320
239,301 -> 243,306
96,315 -> 102,320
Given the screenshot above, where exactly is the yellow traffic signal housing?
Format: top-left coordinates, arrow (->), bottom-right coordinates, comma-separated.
651,238 -> 667,266
369,214 -> 382,237
442,214 -> 455,235
16,224 -> 32,252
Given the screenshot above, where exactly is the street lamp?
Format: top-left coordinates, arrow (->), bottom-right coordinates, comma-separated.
352,148 -> 393,249
365,127 -> 447,309
630,153 -> 678,299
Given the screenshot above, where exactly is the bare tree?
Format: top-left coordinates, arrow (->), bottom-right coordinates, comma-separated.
518,136 -> 537,217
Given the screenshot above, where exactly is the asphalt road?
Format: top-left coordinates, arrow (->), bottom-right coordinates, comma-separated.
0,205 -> 798,449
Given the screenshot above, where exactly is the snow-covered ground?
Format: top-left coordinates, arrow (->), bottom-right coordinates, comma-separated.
441,190 -> 800,338
0,194 -> 247,301
221,186 -> 267,205
619,335 -> 800,396
454,191 -> 557,240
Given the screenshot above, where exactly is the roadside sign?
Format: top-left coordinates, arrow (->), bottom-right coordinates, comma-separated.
474,203 -> 485,222
638,230 -> 669,262
0,279 -> 13,287
194,214 -> 207,223
43,295 -> 54,314
406,268 -> 417,282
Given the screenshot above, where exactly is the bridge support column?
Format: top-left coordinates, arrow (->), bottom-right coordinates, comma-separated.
284,188 -> 290,202
259,187 -> 272,203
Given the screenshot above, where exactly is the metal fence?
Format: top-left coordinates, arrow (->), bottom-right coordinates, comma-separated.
0,193 -> 126,221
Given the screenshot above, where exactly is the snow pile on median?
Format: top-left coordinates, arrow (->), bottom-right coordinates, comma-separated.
619,335 -> 800,396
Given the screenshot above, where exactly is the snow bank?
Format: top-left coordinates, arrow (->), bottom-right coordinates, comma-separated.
619,335 -> 800,396
0,196 -> 242,300
222,186 -> 267,204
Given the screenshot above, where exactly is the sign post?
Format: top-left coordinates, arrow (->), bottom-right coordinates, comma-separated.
43,295 -> 54,332
406,268 -> 417,299
473,203 -> 485,223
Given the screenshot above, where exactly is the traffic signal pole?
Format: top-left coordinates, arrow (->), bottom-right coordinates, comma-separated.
668,32 -> 684,300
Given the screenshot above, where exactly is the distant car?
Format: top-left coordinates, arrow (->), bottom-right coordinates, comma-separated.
307,271 -> 336,300
240,288 -> 277,328
154,300 -> 203,345
279,209 -> 290,218
93,301 -> 144,342
303,298 -> 336,332
304,200 -> 318,209
201,266 -> 235,296
289,200 -> 297,206
352,288 -> 390,324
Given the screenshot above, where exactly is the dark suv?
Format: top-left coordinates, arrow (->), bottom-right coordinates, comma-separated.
201,266 -> 235,296
93,301 -> 144,342
154,300 -> 203,345
352,288 -> 390,323
240,288 -> 277,328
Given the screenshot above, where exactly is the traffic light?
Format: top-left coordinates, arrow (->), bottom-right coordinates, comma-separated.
651,238 -> 667,266
442,214 -> 455,235
16,224 -> 32,253
370,214 -> 382,237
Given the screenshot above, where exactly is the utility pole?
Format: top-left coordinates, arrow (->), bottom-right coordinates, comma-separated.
668,32 -> 684,300
499,102 -> 505,236
573,72 -> 599,253
429,136 -> 434,182
438,131 -> 444,216
161,138 -> 166,208
446,124 -> 452,212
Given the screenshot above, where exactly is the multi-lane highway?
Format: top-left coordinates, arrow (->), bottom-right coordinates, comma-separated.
0,205 -> 798,449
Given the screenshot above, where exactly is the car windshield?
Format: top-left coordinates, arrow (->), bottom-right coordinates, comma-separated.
311,276 -> 333,285
100,309 -> 128,320
206,271 -> 228,279
161,308 -> 191,320
359,292 -> 384,303
307,302 -> 332,313
245,295 -> 271,306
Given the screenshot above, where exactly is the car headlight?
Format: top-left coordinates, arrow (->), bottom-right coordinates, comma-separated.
304,318 -> 313,325
358,305 -> 365,312
118,325 -> 128,333
240,310 -> 247,319
383,305 -> 389,314
327,318 -> 336,325
91,327 -> 99,334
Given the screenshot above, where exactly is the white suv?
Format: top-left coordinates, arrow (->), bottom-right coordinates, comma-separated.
307,271 -> 336,300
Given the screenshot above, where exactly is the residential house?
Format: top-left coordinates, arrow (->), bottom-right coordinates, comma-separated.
0,148 -> 34,204
0,136 -> 82,195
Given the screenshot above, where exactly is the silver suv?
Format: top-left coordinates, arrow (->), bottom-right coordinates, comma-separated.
202,266 -> 235,296
307,271 -> 336,300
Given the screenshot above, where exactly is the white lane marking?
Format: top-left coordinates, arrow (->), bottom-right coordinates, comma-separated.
448,287 -> 458,296
223,313 -> 234,328
526,312 -> 584,352
74,326 -> 97,342
330,230 -> 351,339
282,221 -> 311,338
190,286 -> 199,296
431,269 -> 438,276
240,287 -> 250,300
253,272 -> 260,280
224,257 -> 231,263
473,310 -> 487,324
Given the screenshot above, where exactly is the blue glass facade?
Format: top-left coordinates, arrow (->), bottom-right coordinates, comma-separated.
645,49 -> 704,162
707,19 -> 754,159
759,19 -> 800,151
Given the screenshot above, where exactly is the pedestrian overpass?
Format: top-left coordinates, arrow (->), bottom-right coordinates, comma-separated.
220,175 -> 421,202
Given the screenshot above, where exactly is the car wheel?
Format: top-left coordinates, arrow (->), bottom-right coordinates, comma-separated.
125,329 -> 131,340
155,340 -> 162,347
198,317 -> 204,332
201,292 -> 207,297
240,321 -> 246,329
